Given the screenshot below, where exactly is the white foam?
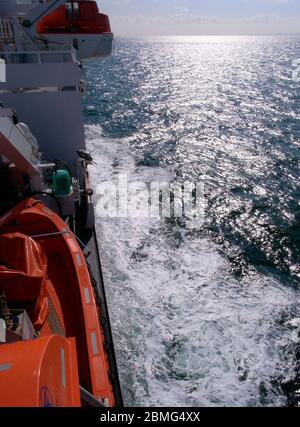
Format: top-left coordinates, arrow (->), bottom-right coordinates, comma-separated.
87,124 -> 300,407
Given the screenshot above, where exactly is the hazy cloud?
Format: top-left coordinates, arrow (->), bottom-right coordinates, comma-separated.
100,0 -> 300,35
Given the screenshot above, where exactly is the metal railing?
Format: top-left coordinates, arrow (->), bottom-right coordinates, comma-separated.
0,17 -> 77,64
0,49 -> 77,64
0,18 -> 14,42
79,386 -> 106,408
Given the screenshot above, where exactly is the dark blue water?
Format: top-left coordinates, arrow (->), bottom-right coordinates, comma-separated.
84,36 -> 300,407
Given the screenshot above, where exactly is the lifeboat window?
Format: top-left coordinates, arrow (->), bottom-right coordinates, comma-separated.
66,2 -> 80,20
73,2 -> 79,18
66,3 -> 73,19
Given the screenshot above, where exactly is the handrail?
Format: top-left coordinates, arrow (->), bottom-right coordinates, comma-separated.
0,49 -> 77,64
79,386 -> 106,408
0,50 -> 75,55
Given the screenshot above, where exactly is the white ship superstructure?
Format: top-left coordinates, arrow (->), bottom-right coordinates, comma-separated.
0,0 -> 112,172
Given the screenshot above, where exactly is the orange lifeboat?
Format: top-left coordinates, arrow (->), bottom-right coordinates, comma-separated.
0,198 -> 116,407
36,0 -> 112,35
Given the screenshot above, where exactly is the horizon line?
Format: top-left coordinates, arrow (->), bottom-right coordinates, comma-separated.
113,33 -> 300,37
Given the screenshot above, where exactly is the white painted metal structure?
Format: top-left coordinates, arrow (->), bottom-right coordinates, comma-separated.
0,106 -> 43,191
0,0 -> 112,172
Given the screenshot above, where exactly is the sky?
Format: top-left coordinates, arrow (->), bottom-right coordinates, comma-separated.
100,0 -> 300,36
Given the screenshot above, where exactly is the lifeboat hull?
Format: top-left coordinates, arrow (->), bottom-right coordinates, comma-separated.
38,33 -> 113,59
36,1 -> 113,59
0,198 -> 116,406
0,336 -> 81,407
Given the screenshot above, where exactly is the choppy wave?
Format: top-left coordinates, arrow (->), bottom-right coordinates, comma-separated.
85,36 -> 300,407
